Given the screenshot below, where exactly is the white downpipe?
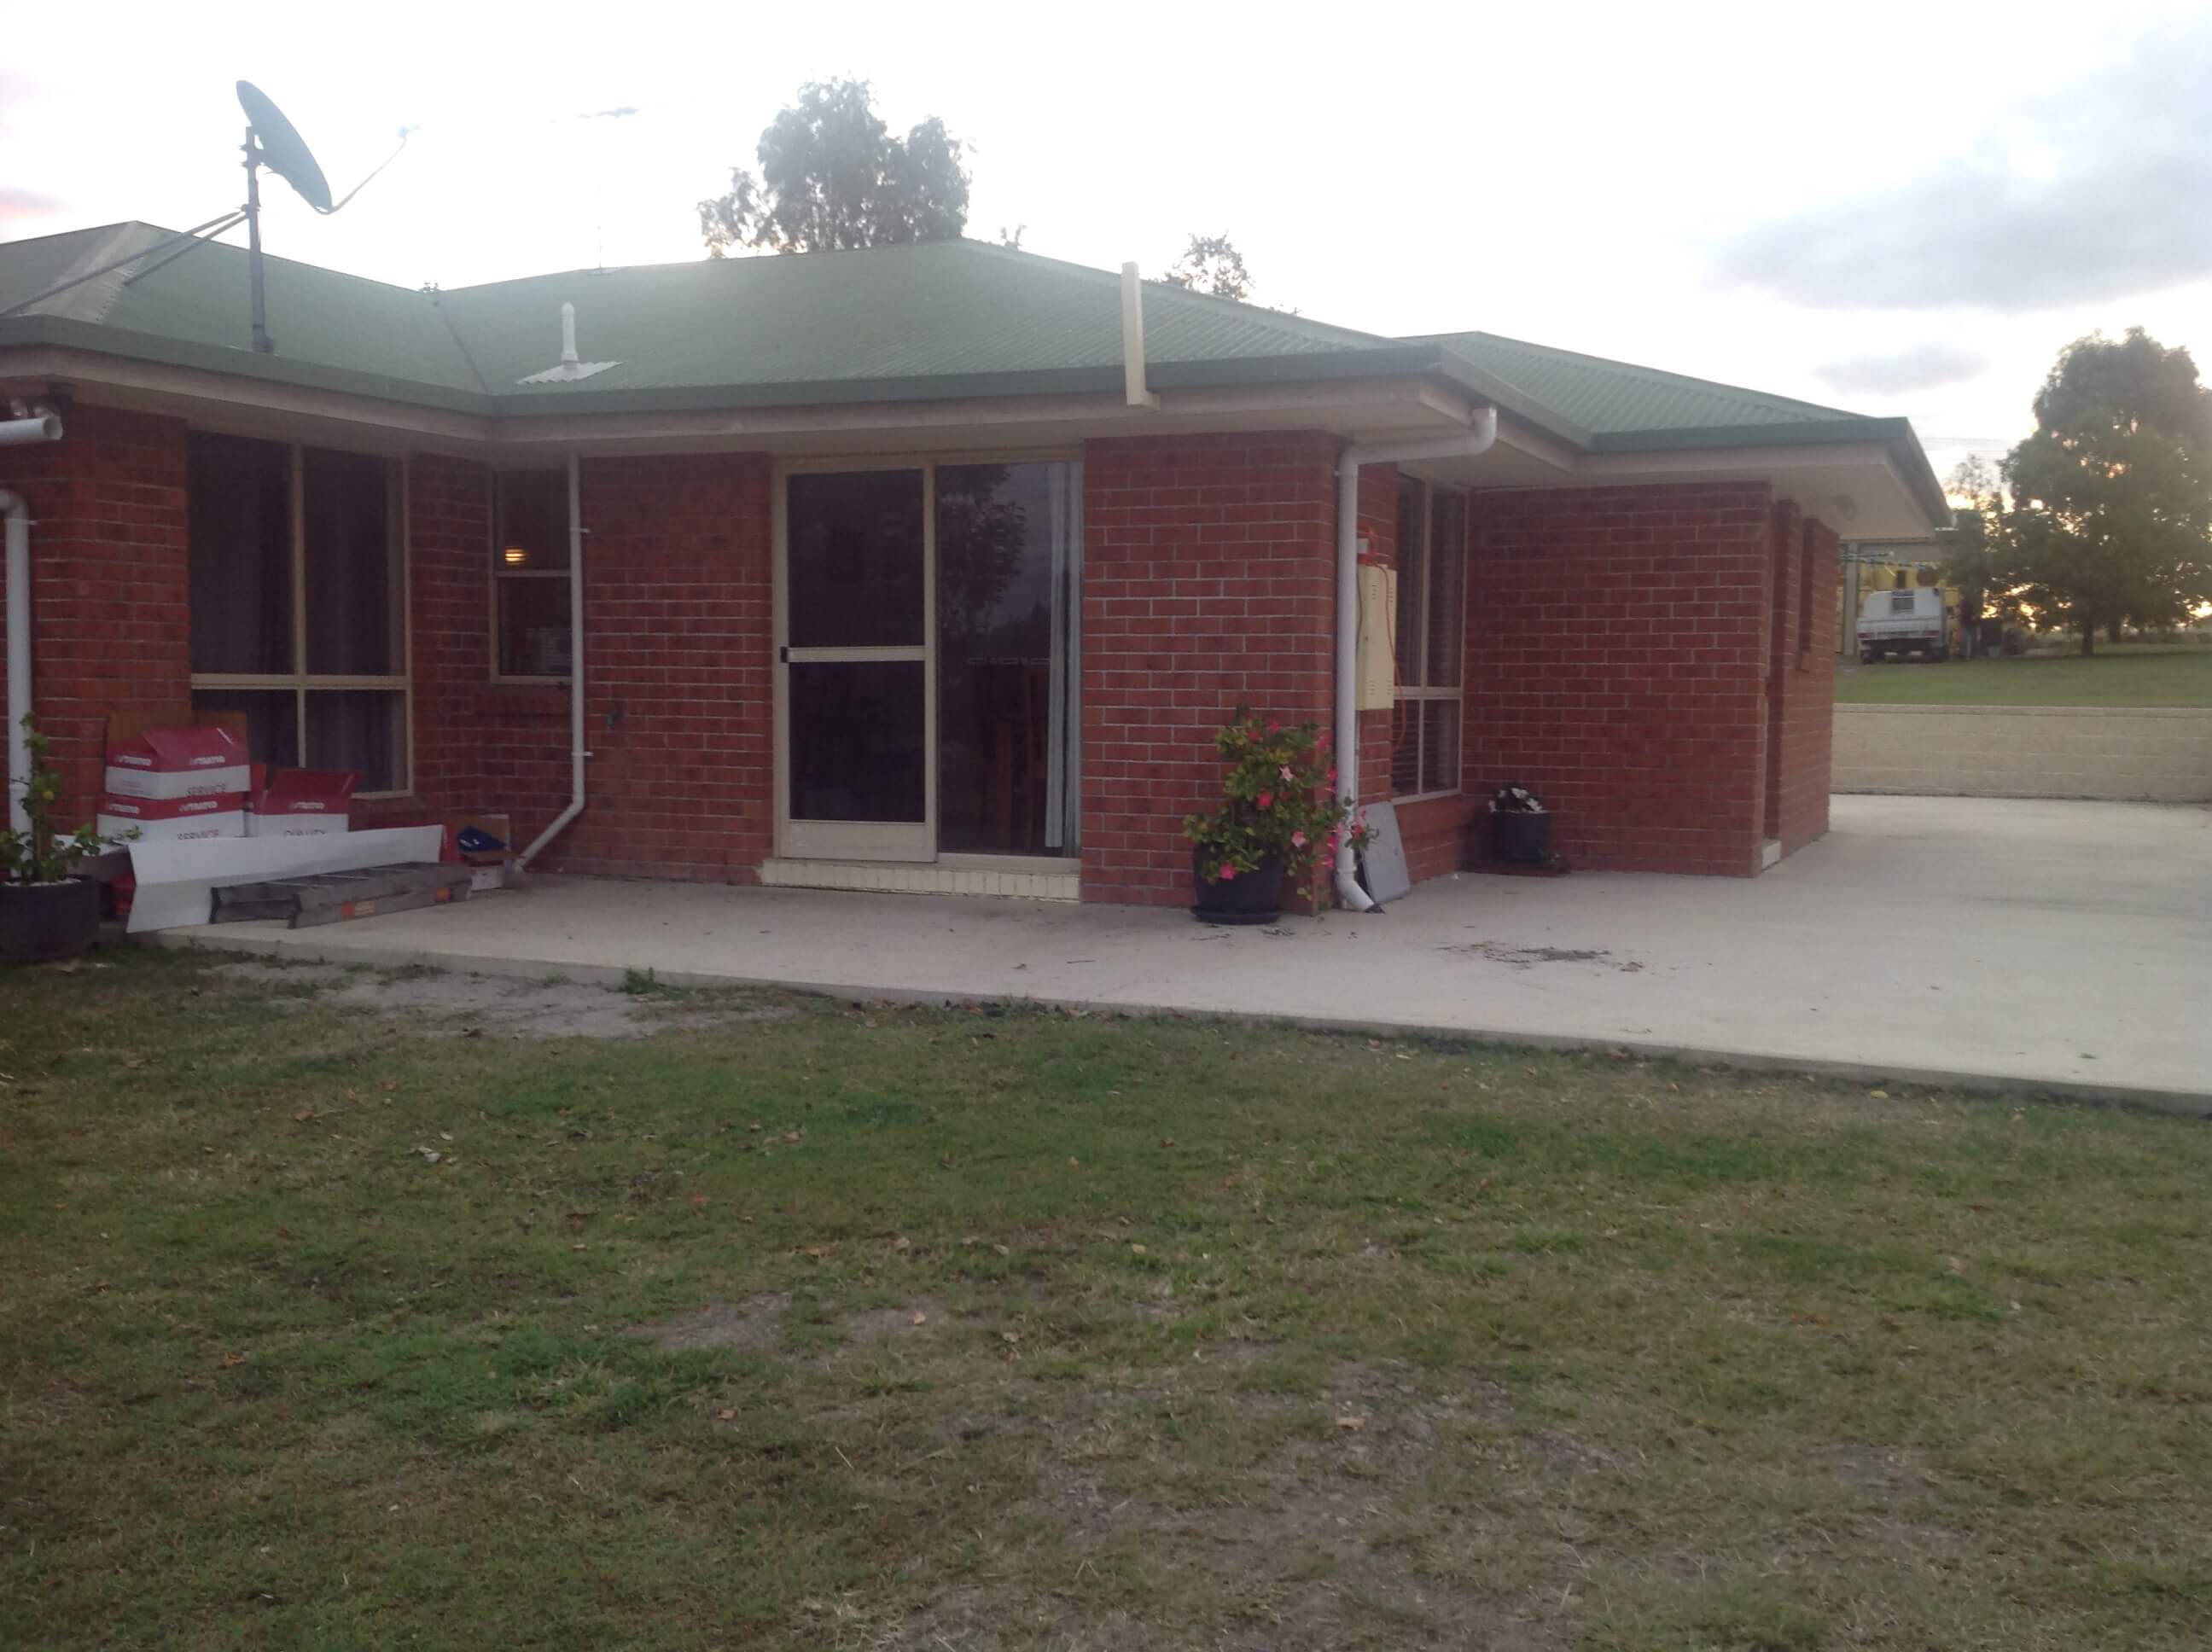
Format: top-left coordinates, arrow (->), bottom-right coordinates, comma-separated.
516,451 -> 587,870
0,415 -> 63,447
4,489 -> 32,835
4,410 -> 66,835
1331,409 -> 1499,912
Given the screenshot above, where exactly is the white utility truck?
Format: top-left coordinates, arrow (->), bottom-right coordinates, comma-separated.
1856,586 -> 1950,663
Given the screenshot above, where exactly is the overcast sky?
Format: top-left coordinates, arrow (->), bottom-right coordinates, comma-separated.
4,1 -> 2207,489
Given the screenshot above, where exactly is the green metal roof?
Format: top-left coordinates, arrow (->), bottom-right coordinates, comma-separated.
0,222 -> 1944,521
0,222 -> 481,395
1405,330 -> 1860,437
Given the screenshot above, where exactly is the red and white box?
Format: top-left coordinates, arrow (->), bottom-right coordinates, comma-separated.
96,791 -> 247,843
103,725 -> 251,800
245,770 -> 357,838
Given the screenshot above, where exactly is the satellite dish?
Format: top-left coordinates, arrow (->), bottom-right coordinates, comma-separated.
228,81 -> 410,352
236,81 -> 333,213
0,80 -> 410,353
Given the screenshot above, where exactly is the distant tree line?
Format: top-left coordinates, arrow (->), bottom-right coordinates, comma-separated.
1943,329 -> 2212,654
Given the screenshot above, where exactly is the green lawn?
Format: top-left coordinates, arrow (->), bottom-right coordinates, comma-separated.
1834,643 -> 2212,707
4,951 -> 2209,1650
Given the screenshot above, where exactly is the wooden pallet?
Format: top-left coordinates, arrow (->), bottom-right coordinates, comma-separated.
211,862 -> 473,928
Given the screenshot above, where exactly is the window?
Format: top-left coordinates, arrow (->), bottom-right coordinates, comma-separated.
1388,478 -> 1465,799
494,469 -> 573,678
187,433 -> 409,793
1889,590 -> 1916,615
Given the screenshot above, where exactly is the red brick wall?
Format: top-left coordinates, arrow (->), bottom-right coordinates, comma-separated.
0,405 -> 192,823
1079,431 -> 1339,905
1461,481 -> 1776,876
365,451 -> 776,881
1773,513 -> 1837,856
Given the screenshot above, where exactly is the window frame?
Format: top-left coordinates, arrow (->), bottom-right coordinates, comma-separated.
1390,476 -> 1467,803
490,466 -> 574,684
186,436 -> 413,798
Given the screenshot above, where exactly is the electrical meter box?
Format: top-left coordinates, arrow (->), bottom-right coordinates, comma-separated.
1356,561 -> 1395,711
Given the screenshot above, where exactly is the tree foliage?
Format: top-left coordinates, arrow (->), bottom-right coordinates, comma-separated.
1161,234 -> 1254,301
698,79 -> 969,256
1982,329 -> 2212,654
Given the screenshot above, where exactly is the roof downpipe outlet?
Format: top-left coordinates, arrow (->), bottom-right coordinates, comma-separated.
1330,408 -> 1499,912
1121,263 -> 1158,410
515,451 -> 588,870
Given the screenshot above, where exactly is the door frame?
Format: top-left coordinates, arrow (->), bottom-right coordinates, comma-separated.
772,450 -> 1081,864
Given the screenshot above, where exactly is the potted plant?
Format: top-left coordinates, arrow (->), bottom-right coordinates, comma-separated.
1184,709 -> 1373,924
1,714 -> 119,962
1487,782 -> 1551,865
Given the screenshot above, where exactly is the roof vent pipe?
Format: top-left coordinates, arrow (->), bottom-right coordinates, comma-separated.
560,300 -> 579,366
1120,263 -> 1158,410
1330,409 -> 1499,912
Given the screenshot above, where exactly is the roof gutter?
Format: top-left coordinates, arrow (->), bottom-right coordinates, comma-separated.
1331,409 -> 1498,912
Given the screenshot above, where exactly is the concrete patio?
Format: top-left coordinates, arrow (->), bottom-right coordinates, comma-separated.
162,795 -> 2212,1108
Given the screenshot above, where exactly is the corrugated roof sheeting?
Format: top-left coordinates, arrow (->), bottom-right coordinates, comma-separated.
1409,330 -> 1862,435
0,224 -> 1887,452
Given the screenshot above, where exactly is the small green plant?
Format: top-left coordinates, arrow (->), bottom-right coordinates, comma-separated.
1182,707 -> 1374,905
1,713 -> 122,886
619,967 -> 686,999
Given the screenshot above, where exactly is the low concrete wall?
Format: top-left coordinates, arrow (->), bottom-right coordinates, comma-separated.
1833,704 -> 2212,801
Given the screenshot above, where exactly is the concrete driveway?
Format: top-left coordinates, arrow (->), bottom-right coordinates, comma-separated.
168,796 -> 2212,1107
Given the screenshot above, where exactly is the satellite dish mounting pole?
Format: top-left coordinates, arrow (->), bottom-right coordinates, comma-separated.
242,125 -> 274,354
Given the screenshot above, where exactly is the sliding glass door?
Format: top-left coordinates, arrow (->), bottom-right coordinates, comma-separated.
777,460 -> 1080,863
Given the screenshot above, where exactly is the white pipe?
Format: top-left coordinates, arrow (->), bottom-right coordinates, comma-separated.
1331,409 -> 1499,912
1119,263 -> 1158,410
559,301 -> 579,367
516,451 -> 587,870
4,488 -> 31,835
0,415 -> 62,447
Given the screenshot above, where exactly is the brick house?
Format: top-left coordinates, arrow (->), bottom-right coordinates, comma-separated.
0,224 -> 1947,905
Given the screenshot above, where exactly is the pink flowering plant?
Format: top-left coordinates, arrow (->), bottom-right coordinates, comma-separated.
1184,707 -> 1375,901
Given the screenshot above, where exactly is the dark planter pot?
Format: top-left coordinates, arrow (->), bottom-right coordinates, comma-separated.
1488,810 -> 1551,865
1190,848 -> 1285,925
0,875 -> 101,963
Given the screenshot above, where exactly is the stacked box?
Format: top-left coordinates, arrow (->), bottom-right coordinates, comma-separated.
96,792 -> 246,842
103,726 -> 250,799
246,770 -> 357,837
101,725 -> 248,841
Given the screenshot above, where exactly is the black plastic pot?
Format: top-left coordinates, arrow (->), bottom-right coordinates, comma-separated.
0,875 -> 101,962
1190,848 -> 1285,925
1488,810 -> 1551,865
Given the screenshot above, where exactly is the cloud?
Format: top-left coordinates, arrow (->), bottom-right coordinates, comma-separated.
0,185 -> 63,228
1715,30 -> 2212,310
1816,343 -> 1988,397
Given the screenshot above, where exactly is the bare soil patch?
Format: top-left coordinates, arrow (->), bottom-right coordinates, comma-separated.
212,958 -> 790,1038
626,1294 -> 789,1353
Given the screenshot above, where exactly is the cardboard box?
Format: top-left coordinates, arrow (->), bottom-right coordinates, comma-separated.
104,724 -> 251,800
245,769 -> 357,837
450,811 -> 515,889
96,791 -> 247,842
